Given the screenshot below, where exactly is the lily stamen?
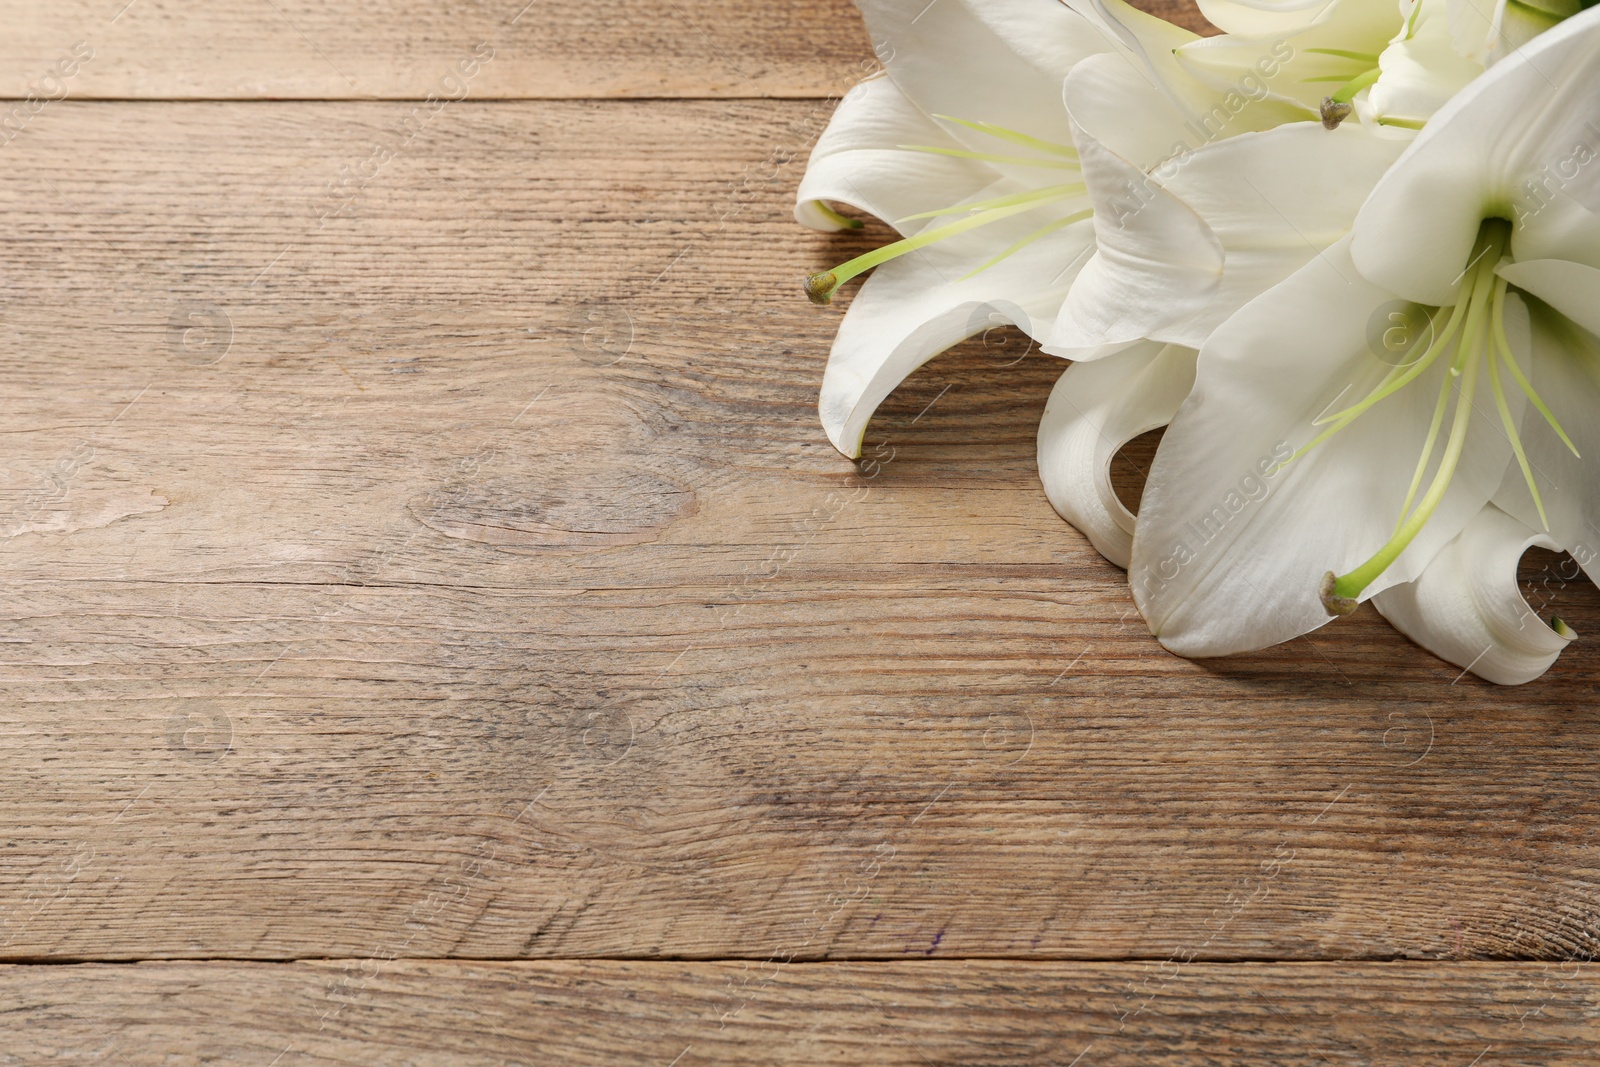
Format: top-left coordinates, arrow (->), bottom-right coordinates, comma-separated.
1393,339 -> 1455,533
1303,67 -> 1383,101
1491,297 -> 1580,457
897,183 -> 1087,223
1303,48 -> 1382,63
1486,277 -> 1550,529
1320,218 -> 1515,613
1308,63 -> 1382,128
960,208 -> 1093,279
1274,301 -> 1463,473
1311,300 -> 1463,424
804,194 -> 1074,305
930,114 -> 1079,158
804,112 -> 1093,306
899,145 -> 1082,169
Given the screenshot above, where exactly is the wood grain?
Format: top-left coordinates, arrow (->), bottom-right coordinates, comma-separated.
1,0 -> 1597,1058
0,99 -> 1597,968
0,0 -> 1216,102
0,0 -> 878,100
2,960 -> 1595,1064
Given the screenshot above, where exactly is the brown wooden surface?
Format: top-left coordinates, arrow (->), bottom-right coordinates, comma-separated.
0,1 -> 875,99
2,960 -> 1595,1064
0,0 -> 1596,1061
0,0 -> 1215,100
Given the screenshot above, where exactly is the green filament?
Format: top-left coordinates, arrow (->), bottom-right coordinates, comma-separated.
960,209 -> 1093,280
804,195 -> 1070,305
1329,315 -> 1485,603
1328,67 -> 1382,104
931,114 -> 1078,158
813,203 -> 863,230
1491,301 -> 1580,457
1320,219 -> 1524,611
899,145 -> 1081,169
1394,347 -> 1455,533
1303,48 -> 1382,62
1486,278 -> 1549,529
1313,301 -> 1463,424
1275,301 -> 1464,473
1404,0 -> 1425,36
804,115 -> 1092,305
898,183 -> 1086,223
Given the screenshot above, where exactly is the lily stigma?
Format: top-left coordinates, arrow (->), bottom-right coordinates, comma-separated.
803,115 -> 1092,306
1307,217 -> 1580,617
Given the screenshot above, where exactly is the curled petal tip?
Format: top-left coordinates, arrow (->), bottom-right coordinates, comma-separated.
804,271 -> 838,306
1320,97 -> 1353,131
1320,571 -> 1359,617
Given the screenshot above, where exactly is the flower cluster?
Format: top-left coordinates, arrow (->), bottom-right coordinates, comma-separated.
795,0 -> 1600,684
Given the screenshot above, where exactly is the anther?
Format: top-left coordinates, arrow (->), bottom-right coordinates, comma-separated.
1321,97 -> 1353,131
1320,571 -> 1359,617
804,271 -> 839,306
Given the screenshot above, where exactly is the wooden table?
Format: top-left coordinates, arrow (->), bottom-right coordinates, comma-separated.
2,1 -> 1597,1062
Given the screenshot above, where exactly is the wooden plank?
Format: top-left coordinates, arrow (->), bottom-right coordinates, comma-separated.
0,0 -> 876,100
0,0 -> 1214,102
1,960 -> 1595,1063
1,98 -> 1597,964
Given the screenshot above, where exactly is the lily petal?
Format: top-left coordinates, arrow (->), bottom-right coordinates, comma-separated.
1447,0 -> 1502,64
1353,6 -> 1600,305
1037,342 -> 1197,567
1047,123 -> 1223,352
1497,258 -> 1600,338
1053,115 -> 1402,352
1063,35 -> 1301,175
795,74 -> 1003,233
867,0 -> 1108,85
1197,0 -> 1371,39
1511,193 -> 1600,274
1491,0 -> 1570,61
1165,122 -> 1405,345
857,0 -> 1102,172
1135,120 -> 1405,350
819,222 -> 1095,457
1451,0 -> 1570,65
1129,238 -> 1516,655
1366,0 -> 1483,129
1488,300 -> 1600,588
1373,504 -> 1576,684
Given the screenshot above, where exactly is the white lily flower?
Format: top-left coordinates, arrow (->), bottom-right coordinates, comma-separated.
1034,111 -> 1399,561
1128,6 -> 1600,683
1059,0 -> 1595,354
795,0 -> 1233,461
